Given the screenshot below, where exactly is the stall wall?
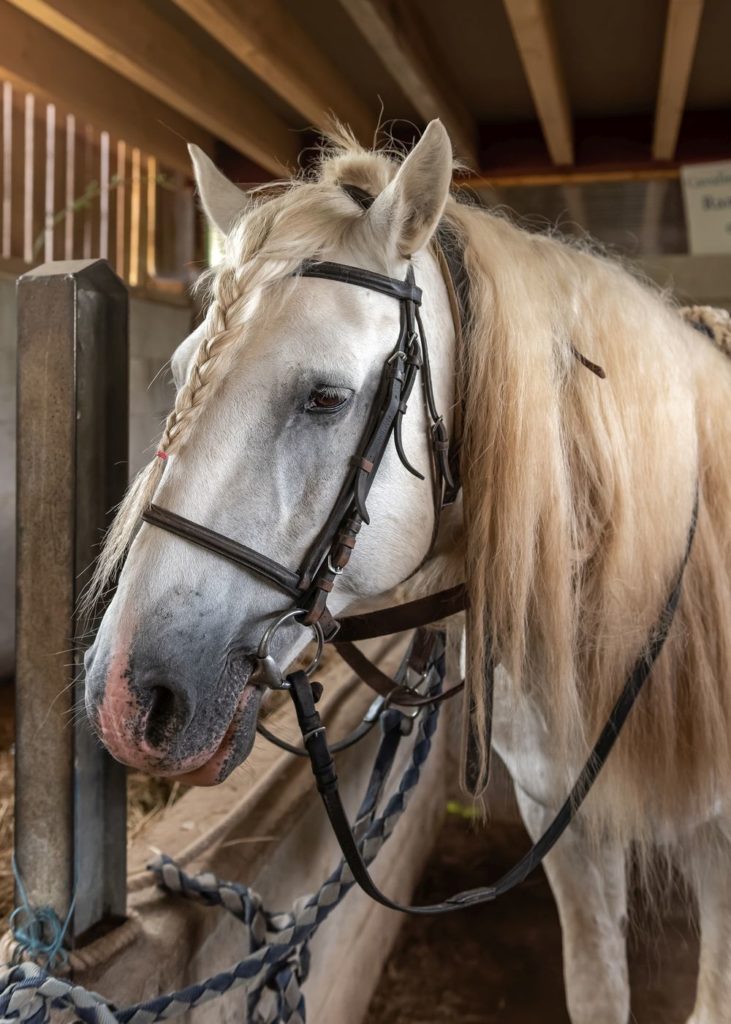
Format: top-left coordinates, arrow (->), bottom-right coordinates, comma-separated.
642,253 -> 731,308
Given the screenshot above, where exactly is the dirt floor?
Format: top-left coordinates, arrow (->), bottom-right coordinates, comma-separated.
365,817 -> 699,1024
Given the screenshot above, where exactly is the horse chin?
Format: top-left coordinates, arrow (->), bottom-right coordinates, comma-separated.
168,683 -> 262,786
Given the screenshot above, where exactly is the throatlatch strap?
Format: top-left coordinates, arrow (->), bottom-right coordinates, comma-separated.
335,584 -> 467,642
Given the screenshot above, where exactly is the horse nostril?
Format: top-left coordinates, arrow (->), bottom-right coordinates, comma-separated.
144,684 -> 182,750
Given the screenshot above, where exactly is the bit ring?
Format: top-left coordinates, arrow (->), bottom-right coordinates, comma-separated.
255,609 -> 324,689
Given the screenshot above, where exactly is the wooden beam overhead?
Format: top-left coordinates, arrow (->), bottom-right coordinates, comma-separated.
502,0 -> 574,166
465,167 -> 680,189
652,0 -> 705,161
0,1 -> 213,174
6,0 -> 299,175
170,0 -> 375,144
338,0 -> 479,168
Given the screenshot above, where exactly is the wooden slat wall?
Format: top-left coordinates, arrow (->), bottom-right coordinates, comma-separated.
0,77 -> 198,291
10,86 -> 24,259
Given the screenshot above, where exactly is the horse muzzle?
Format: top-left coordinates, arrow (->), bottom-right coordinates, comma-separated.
84,640 -> 261,783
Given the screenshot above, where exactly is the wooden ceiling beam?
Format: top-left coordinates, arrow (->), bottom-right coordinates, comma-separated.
502,0 -> 574,166
652,0 -> 705,161
6,0 -> 298,175
170,0 -> 375,144
464,167 -> 680,189
338,0 -> 479,167
0,1 -> 213,174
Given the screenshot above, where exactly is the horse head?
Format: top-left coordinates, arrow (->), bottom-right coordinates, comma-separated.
84,122 -> 459,784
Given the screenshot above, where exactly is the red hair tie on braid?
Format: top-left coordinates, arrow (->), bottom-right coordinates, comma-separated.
156,449 -> 169,461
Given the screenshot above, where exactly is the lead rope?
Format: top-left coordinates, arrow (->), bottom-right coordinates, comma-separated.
0,655 -> 445,1024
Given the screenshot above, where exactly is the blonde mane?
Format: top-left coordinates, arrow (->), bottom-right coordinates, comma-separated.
445,196 -> 731,841
91,132 -> 731,843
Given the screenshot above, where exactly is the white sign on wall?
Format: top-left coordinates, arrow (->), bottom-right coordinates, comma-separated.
681,160 -> 731,255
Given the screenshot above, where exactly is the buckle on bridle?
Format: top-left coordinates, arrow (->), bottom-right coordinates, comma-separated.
250,609 -> 325,690
326,554 -> 344,575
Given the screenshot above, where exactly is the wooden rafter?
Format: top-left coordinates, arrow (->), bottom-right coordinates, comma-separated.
0,1 -> 212,174
169,0 -> 375,144
465,167 -> 680,189
652,0 -> 705,161
338,0 -> 479,167
6,0 -> 299,175
502,0 -> 573,166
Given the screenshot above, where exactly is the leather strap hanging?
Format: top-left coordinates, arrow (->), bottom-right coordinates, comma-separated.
286,489 -> 697,914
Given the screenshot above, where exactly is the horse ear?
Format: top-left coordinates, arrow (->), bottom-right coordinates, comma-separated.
188,144 -> 250,235
369,120 -> 453,257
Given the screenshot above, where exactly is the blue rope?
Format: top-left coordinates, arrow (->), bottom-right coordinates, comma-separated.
0,684 -> 442,1024
8,860 -> 75,971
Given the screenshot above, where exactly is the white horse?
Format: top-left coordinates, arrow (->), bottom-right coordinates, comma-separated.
84,121 -> 731,1023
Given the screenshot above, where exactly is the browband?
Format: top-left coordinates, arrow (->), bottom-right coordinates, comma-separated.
299,260 -> 423,305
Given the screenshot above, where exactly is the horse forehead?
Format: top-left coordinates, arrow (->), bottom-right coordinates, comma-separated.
275,276 -> 401,357
172,273 -> 399,385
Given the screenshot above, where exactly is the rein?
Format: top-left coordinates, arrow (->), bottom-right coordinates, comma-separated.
139,184 -> 699,915
289,489 -> 696,912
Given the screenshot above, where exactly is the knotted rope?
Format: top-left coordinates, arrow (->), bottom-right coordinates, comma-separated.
7,862 -> 75,972
0,693 -> 441,1024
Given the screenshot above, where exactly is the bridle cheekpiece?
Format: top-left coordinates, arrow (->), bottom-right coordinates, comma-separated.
142,193 -> 463,672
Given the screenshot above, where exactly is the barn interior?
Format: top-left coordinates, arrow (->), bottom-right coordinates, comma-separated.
1,2 -> 730,1022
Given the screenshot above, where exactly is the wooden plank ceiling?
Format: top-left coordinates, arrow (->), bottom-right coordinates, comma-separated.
1,0 -> 728,183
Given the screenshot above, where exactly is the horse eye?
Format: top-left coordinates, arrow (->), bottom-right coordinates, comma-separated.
305,386 -> 352,414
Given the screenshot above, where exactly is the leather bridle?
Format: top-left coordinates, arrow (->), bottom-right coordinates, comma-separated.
142,184 -> 472,721
143,247 -> 460,643
138,184 -> 699,915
